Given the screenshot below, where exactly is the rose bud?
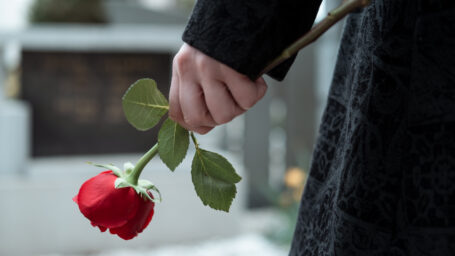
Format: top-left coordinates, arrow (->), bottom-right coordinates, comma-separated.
73,163 -> 160,240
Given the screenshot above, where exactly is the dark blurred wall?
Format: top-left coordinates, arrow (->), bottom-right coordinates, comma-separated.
29,0 -> 107,24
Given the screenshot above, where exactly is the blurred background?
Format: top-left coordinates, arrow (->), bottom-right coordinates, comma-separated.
0,0 -> 343,255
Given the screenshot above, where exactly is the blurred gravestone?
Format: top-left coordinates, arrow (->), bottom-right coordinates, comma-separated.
21,51 -> 171,156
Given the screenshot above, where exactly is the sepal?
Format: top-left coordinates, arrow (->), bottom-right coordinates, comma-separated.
88,161 -> 161,203
114,178 -> 130,189
139,179 -> 162,203
123,162 -> 134,175
135,186 -> 153,201
87,162 -> 123,177
113,177 -> 161,203
138,179 -> 155,189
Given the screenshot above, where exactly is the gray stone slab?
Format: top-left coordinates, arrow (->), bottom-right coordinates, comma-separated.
0,24 -> 184,52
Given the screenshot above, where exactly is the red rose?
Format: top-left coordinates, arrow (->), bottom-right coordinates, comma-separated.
73,170 -> 155,240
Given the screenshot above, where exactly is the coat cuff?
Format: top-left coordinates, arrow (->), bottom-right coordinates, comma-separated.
182,0 -> 322,81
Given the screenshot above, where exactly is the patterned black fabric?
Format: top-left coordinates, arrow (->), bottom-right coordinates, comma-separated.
183,0 -> 455,255
290,1 -> 455,255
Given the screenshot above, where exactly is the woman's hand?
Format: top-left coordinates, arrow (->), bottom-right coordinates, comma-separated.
169,43 -> 267,134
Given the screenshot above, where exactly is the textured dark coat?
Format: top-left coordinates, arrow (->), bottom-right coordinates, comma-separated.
183,0 -> 455,255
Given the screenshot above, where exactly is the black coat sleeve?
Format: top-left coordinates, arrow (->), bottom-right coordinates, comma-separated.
182,0 -> 322,81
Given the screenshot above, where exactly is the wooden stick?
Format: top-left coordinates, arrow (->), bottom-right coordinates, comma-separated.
257,0 -> 371,79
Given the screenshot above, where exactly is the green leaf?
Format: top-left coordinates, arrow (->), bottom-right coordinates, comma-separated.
122,78 -> 169,131
191,148 -> 241,212
158,118 -> 189,171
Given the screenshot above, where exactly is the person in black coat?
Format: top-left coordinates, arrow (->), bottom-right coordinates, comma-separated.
169,0 -> 455,255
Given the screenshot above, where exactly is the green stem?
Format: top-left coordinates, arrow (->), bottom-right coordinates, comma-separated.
256,0 -> 371,79
190,132 -> 199,149
126,143 -> 159,185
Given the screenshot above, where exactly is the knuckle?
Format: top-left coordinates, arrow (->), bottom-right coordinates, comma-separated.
195,55 -> 211,73
173,53 -> 190,72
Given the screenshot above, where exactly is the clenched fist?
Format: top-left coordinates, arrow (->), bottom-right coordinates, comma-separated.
169,43 -> 268,134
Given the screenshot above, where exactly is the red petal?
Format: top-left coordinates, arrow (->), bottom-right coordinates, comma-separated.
109,194 -> 155,240
72,195 -> 78,203
91,222 -> 107,232
76,171 -> 141,228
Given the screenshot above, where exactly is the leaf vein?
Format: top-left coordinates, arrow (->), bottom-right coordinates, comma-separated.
124,99 -> 169,110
